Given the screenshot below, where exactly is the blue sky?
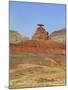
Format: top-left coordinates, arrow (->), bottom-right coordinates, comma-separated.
9,1 -> 66,38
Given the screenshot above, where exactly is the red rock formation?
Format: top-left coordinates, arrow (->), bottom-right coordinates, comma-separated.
10,24 -> 65,55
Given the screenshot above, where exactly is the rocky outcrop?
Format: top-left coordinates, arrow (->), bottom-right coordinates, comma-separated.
32,24 -> 49,40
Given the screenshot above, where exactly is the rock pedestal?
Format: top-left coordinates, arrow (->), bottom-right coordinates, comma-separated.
32,24 -> 49,40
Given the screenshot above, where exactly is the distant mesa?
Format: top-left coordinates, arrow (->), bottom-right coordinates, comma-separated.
9,30 -> 23,44
50,28 -> 66,44
32,24 -> 49,40
9,30 -> 29,44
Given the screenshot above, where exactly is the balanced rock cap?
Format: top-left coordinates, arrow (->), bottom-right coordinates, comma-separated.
37,24 -> 44,27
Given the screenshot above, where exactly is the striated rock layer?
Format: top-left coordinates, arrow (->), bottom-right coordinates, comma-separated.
10,39 -> 65,54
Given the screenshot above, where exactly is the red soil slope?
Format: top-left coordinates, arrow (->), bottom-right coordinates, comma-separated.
10,40 -> 65,54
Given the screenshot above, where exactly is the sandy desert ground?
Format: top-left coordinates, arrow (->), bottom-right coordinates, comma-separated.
9,50 -> 66,88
